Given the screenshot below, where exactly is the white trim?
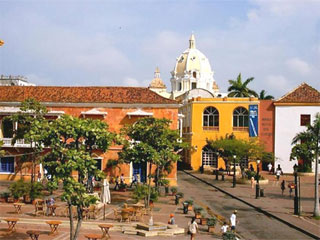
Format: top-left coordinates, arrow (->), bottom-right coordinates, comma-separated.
127,109 -> 153,119
81,108 -> 107,117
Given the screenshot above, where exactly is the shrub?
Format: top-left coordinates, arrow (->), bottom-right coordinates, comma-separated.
9,179 -> 30,199
0,192 -> 10,199
176,192 -> 184,198
150,187 -> 159,203
158,178 -> 170,186
245,170 -> 256,180
298,164 -> 312,173
133,184 -> 148,202
28,182 -> 44,200
170,186 -> 177,194
194,206 -> 203,213
207,217 -> 217,226
223,231 -> 236,240
185,199 -> 194,205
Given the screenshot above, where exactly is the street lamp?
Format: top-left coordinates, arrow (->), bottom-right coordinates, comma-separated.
233,155 -> 236,188
293,163 -> 300,215
256,159 -> 261,199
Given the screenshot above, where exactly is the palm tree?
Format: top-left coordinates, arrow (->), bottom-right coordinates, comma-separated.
259,90 -> 274,100
227,73 -> 258,97
292,113 -> 320,217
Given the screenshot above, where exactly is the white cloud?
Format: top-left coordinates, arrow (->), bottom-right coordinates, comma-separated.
286,58 -> 311,75
122,77 -> 149,87
265,75 -> 289,92
247,9 -> 259,21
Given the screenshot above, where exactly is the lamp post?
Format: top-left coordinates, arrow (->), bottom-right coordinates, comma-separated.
255,159 -> 261,199
293,163 -> 299,215
233,155 -> 236,188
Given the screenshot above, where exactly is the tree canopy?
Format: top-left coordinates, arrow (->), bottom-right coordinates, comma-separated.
42,115 -> 113,240
259,90 -> 274,100
227,73 -> 258,97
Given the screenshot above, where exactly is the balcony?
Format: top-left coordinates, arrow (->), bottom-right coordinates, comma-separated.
0,138 -> 33,148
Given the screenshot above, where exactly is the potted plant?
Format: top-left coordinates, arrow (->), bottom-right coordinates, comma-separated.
194,207 -> 203,219
207,217 -> 217,233
223,231 -> 237,240
0,192 -> 10,203
170,186 -> 177,196
200,216 -> 207,225
175,192 -> 184,205
9,179 -> 29,202
185,199 -> 194,211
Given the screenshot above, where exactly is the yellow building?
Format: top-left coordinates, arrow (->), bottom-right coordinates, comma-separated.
178,90 -> 259,170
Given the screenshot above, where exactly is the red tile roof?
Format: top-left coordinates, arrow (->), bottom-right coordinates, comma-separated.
276,83 -> 320,103
0,86 -> 177,104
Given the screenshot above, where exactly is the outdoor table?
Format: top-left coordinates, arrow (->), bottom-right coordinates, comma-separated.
13,202 -> 25,214
4,218 -> 19,232
84,233 -> 104,240
98,224 -> 113,239
47,204 -> 58,216
121,208 -> 135,222
26,230 -> 40,240
46,220 -> 62,235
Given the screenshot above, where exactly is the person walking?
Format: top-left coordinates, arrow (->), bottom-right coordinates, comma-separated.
268,163 -> 273,174
230,210 -> 238,232
221,221 -> 229,234
281,180 -> 286,195
276,168 -> 282,181
114,176 -> 120,190
130,173 -> 138,188
188,217 -> 198,240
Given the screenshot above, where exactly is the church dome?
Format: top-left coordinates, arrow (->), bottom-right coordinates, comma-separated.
173,34 -> 213,77
149,67 -> 166,89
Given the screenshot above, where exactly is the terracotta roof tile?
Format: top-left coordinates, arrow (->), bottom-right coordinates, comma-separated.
0,86 -> 177,104
276,83 -> 320,103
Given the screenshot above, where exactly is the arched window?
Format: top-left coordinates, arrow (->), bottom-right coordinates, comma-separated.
202,146 -> 217,167
203,107 -> 219,130
233,107 -> 249,130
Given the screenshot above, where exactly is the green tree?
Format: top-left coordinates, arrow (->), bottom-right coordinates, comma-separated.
259,90 -> 274,100
6,98 -> 48,200
42,115 -> 113,240
227,73 -> 258,97
291,113 -> 320,217
119,117 -> 185,206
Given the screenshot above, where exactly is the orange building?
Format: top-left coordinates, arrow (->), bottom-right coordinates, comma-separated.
0,86 -> 180,185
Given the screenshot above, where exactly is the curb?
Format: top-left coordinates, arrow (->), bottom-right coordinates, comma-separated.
182,170 -> 320,240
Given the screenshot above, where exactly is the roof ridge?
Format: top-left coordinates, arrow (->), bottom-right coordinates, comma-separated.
276,82 -> 320,103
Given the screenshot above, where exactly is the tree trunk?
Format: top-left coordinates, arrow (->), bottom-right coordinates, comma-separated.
147,163 -> 152,207
314,135 -> 320,217
68,201 -> 74,240
73,206 -> 83,240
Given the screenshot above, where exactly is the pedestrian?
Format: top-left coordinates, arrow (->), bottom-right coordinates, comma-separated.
268,163 -> 273,174
276,168 -> 282,181
114,176 -> 120,190
281,180 -> 286,195
230,210 -> 238,232
226,163 -> 230,175
168,213 -> 175,225
120,174 -> 124,184
130,173 -> 138,188
37,170 -> 42,182
220,221 -> 229,234
188,217 -> 198,240
250,164 -> 254,172
251,176 -> 255,189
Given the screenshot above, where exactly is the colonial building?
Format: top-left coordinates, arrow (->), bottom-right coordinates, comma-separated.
0,75 -> 35,86
274,83 -> 320,173
0,86 -> 180,184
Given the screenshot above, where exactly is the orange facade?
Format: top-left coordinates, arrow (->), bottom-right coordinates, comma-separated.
0,86 -> 180,185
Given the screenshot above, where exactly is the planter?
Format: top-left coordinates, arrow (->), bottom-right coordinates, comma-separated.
195,213 -> 201,219
236,179 -> 269,185
188,205 -> 193,211
297,172 -> 314,176
0,198 -> 6,203
200,218 -> 207,225
208,226 -> 215,233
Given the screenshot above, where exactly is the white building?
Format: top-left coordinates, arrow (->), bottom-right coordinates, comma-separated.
274,83 -> 320,173
170,34 -> 219,99
0,75 -> 35,86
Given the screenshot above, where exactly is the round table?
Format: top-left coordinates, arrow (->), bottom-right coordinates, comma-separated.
98,224 -> 113,239
13,202 -> 25,214
84,233 -> 104,240
4,218 -> 19,232
26,230 -> 40,240
46,220 -> 62,235
47,204 -> 58,216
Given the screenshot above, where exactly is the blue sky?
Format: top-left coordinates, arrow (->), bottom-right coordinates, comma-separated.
0,0 -> 319,98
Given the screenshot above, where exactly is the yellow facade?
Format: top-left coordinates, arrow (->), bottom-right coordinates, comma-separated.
181,96 -> 259,170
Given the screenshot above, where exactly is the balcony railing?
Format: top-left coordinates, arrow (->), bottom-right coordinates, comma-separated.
0,138 -> 33,148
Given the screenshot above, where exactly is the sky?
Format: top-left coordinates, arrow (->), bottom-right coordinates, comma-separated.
0,0 -> 320,98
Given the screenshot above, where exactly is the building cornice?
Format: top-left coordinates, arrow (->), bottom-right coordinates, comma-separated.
0,102 -> 181,109
274,103 -> 320,106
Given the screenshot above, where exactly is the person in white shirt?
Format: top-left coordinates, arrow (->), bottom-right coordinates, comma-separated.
188,217 -> 198,240
221,221 -> 228,234
268,163 -> 273,174
230,210 -> 237,232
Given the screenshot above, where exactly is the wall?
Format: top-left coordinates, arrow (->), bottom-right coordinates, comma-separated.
274,105 -> 320,173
